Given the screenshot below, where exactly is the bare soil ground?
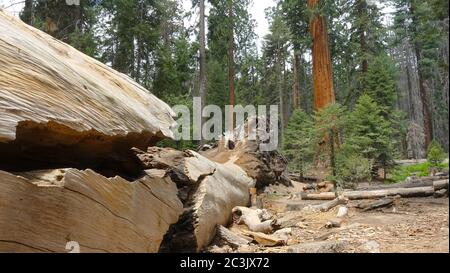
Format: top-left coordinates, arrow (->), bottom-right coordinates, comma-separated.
207,181 -> 449,253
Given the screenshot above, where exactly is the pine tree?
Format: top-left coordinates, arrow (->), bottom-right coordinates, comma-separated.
345,94 -> 397,178
282,109 -> 315,179
364,53 -> 398,117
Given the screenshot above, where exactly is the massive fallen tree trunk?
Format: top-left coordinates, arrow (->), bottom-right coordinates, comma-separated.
0,169 -> 183,252
0,10 -> 175,176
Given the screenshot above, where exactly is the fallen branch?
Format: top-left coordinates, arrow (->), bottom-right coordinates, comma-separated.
301,196 -> 348,213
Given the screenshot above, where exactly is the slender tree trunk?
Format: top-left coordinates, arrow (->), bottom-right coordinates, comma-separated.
228,0 -> 235,129
358,0 -> 368,74
292,50 -> 301,110
277,51 -> 285,133
199,0 -> 207,143
308,0 -> 335,110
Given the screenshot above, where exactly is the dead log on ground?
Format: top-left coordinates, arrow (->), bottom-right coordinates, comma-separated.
358,177 -> 449,191
300,186 -> 436,200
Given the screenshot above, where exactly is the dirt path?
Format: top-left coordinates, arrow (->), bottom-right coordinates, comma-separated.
208,182 -> 449,253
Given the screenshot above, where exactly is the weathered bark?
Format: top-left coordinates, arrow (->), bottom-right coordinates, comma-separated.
307,0 -> 335,110
0,169 -> 183,253
0,11 -> 175,176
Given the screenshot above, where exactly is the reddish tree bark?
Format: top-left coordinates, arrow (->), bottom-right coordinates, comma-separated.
308,0 -> 335,110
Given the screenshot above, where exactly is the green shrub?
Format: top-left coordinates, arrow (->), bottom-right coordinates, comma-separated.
389,161 -> 449,183
331,152 -> 373,190
427,140 -> 446,168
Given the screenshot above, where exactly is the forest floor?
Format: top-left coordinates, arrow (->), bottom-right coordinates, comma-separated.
208,181 -> 449,253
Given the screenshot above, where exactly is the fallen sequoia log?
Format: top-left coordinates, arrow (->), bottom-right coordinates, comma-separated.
299,181 -> 448,200
0,169 -> 183,252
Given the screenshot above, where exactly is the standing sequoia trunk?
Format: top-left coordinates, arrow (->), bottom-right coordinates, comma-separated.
308,0 -> 335,110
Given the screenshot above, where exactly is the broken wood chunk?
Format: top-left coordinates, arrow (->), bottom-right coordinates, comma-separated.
215,225 -> 252,248
325,218 -> 345,228
240,230 -> 286,247
434,189 -> 448,198
433,180 -> 449,191
232,206 -> 276,234
358,197 -> 396,212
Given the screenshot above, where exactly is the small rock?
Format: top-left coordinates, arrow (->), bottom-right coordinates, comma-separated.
361,240 -> 380,253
